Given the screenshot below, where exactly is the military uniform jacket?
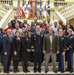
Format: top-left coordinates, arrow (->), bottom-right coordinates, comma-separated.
58,35 -> 67,53
32,32 -> 44,52
67,34 -> 74,52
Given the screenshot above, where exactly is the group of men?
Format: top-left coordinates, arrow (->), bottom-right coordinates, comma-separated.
0,15 -> 74,73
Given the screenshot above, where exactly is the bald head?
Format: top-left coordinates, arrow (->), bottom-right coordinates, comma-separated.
36,25 -> 40,32
14,15 -> 18,20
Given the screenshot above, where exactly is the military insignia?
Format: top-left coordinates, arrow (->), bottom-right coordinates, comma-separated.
70,36 -> 73,39
41,35 -> 43,37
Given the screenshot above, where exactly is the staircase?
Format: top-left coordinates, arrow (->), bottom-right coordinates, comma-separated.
54,3 -> 74,25
59,3 -> 74,20
0,2 -> 14,28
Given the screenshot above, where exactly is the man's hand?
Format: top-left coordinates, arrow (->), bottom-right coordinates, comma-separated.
56,50 -> 59,54
43,50 -> 46,54
4,52 -> 7,55
62,52 -> 65,56
69,46 -> 72,49
32,49 -> 34,52
27,49 -> 31,52
14,51 -> 17,55
67,47 -> 69,51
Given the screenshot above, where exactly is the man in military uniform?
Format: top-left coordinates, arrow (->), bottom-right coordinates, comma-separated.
66,29 -> 74,73
31,25 -> 44,73
58,29 -> 67,73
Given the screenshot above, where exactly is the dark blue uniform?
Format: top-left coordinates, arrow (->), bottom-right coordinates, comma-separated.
66,34 -> 74,72
58,35 -> 67,72
32,31 -> 44,72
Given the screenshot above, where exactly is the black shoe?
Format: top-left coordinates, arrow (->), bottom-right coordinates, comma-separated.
61,71 -> 64,73
70,70 -> 73,73
26,69 -> 30,72
4,71 -> 9,73
45,70 -> 48,73
53,70 -> 57,73
34,70 -> 37,73
17,69 -> 20,72
38,70 -> 41,73
13,70 -> 17,73
23,70 -> 27,73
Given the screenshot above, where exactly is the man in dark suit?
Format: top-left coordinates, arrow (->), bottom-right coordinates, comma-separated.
31,25 -> 44,73
66,29 -> 74,73
2,29 -> 12,73
11,15 -> 21,28
43,27 -> 59,73
33,17 -> 39,29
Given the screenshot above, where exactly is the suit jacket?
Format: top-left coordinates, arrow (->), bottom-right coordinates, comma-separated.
2,35 -> 12,55
11,20 -> 21,28
43,34 -> 59,53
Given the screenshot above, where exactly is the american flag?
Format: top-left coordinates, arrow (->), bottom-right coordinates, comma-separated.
16,0 -> 21,16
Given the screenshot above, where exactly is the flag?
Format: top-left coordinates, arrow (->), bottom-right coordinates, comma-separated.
21,0 -> 25,17
34,0 -> 37,17
16,0 -> 21,16
30,0 -> 33,18
25,0 -> 29,19
40,0 -> 42,16
48,0 -> 50,15
43,1 -> 47,18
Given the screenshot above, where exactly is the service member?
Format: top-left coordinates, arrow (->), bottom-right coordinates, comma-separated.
66,29 -> 74,73
32,25 -> 44,73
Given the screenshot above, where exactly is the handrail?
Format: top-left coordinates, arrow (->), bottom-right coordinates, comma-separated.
58,3 -> 74,11
0,2 -> 9,10
0,10 -> 12,28
55,11 -> 66,25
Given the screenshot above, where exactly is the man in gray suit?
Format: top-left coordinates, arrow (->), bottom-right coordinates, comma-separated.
43,27 -> 59,73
